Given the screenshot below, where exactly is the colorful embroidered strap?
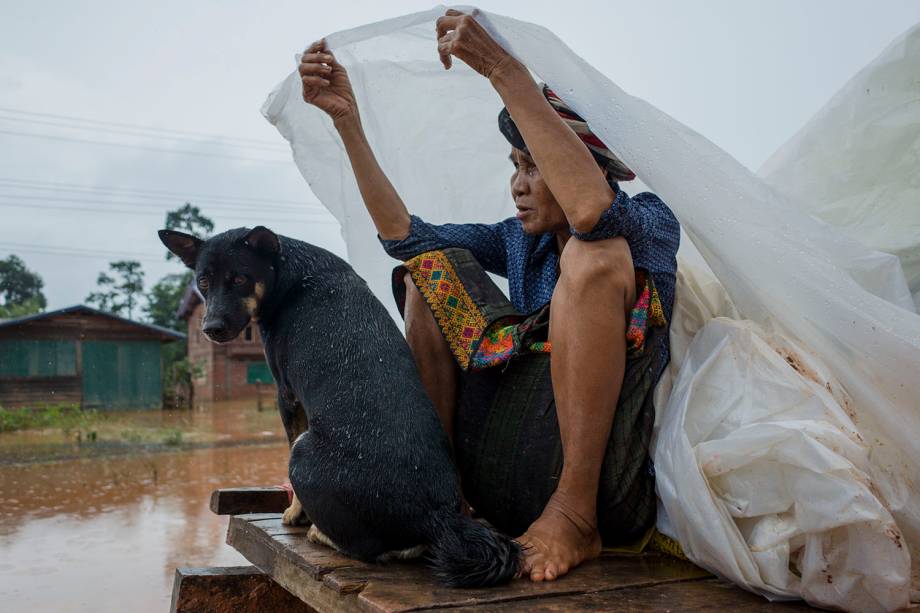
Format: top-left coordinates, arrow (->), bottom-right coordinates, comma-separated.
406,251 -> 489,371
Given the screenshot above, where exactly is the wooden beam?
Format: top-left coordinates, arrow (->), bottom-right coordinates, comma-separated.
444,578 -> 821,612
170,566 -> 317,613
209,487 -> 291,515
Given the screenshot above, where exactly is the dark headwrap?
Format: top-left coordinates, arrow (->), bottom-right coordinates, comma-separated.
498,84 -> 636,182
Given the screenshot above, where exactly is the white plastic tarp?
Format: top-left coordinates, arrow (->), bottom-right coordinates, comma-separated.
263,7 -> 918,611
760,23 -> 920,311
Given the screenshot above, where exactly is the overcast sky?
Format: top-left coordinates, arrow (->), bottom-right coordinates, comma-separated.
2,0 -> 919,312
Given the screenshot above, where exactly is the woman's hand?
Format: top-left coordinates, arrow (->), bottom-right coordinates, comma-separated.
300,39 -> 358,123
436,9 -> 522,79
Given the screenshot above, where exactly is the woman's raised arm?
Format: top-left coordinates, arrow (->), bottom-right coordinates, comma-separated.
300,40 -> 411,240
435,11 -> 615,234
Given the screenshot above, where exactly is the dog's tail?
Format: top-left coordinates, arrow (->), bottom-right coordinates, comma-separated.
424,509 -> 522,588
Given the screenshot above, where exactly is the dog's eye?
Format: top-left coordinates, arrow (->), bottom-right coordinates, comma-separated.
197,277 -> 209,291
233,275 -> 247,286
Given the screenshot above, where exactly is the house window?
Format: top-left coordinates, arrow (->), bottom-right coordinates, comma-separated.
244,326 -> 253,342
247,362 -> 273,384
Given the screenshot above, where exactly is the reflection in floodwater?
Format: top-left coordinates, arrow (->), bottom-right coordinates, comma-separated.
0,403 -> 289,613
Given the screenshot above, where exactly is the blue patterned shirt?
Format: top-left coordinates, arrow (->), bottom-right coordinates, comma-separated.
379,189 -> 680,365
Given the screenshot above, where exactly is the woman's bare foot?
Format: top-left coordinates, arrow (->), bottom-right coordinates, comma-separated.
517,492 -> 602,581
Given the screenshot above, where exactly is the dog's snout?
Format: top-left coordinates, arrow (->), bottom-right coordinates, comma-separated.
202,321 -> 228,338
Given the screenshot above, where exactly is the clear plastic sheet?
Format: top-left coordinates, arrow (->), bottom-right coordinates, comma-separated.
760,23 -> 920,311
262,7 -> 918,610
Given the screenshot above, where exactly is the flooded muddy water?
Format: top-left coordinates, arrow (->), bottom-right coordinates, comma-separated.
0,404 -> 289,612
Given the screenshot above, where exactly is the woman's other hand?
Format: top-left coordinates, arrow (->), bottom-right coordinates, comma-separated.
436,9 -> 521,79
300,39 -> 358,123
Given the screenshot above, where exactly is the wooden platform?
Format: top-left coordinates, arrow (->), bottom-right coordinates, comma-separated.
225,512 -> 820,613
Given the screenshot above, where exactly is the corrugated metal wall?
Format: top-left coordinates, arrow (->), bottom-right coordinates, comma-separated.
0,340 -> 77,377
1,339 -> 163,409
82,341 -> 162,409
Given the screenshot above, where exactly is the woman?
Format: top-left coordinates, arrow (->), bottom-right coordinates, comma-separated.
298,9 -> 679,582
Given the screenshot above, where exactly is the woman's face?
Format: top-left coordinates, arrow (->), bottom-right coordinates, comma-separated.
509,148 -> 569,236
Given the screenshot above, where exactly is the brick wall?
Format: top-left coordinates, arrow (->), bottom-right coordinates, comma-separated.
187,303 -> 277,403
188,305 -> 214,402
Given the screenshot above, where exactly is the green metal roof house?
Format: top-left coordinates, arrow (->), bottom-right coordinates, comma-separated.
0,305 -> 185,410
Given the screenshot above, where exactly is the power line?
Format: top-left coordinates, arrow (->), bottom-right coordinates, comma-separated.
0,242 -> 167,262
0,128 -> 289,163
0,200 -> 338,225
0,114 -> 289,153
0,191 -> 327,214
0,177 -> 320,207
0,107 -> 287,148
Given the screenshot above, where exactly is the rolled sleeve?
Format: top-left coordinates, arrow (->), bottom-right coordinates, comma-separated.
569,189 -> 659,245
378,215 -> 509,276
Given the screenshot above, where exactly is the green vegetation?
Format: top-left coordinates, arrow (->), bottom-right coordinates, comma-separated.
0,403 -> 96,433
155,203 -> 215,408
0,254 -> 46,318
161,428 -> 184,446
145,272 -> 192,331
2,404 -> 192,448
0,401 -> 285,464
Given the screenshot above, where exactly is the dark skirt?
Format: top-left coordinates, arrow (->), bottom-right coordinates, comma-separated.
392,248 -> 667,545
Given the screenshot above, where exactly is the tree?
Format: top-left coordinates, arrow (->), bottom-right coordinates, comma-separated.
145,272 -> 192,331
0,255 -> 47,318
148,203 -> 214,326
164,357 -> 205,409
163,203 -> 214,261
154,204 -> 215,408
85,260 -> 145,319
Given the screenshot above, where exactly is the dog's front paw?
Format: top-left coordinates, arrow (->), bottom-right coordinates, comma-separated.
281,493 -> 307,525
307,524 -> 338,550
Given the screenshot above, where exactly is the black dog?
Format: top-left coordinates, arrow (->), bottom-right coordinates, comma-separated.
159,226 -> 520,587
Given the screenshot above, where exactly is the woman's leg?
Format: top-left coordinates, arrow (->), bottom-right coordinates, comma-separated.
519,236 -> 636,582
403,272 -> 460,443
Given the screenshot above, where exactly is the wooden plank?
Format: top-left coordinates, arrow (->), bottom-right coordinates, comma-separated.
346,552 -> 710,613
227,515 -> 712,613
0,375 -> 81,408
170,565 -> 318,613
228,515 -> 366,580
443,578 -> 821,612
227,516 -> 368,613
210,488 -> 291,515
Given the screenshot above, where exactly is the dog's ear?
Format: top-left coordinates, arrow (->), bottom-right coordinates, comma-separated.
245,226 -> 281,257
158,230 -> 203,270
